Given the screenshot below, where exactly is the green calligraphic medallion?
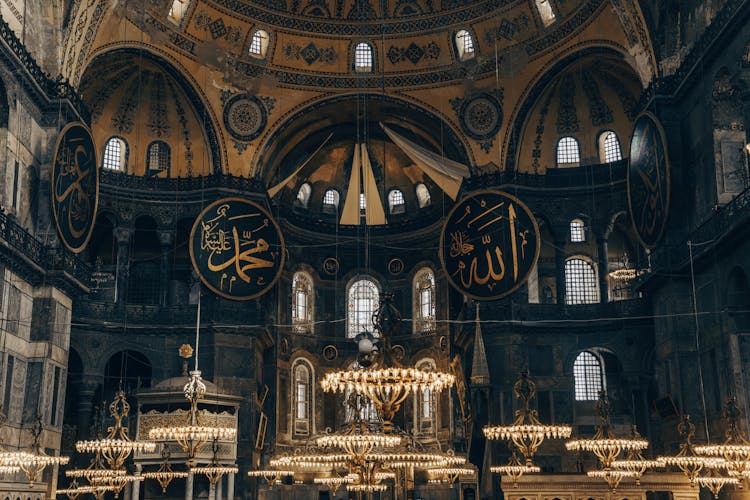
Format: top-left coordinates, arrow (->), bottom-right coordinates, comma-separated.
439,190 -> 540,300
627,112 -> 671,249
51,122 -> 99,253
189,198 -> 286,301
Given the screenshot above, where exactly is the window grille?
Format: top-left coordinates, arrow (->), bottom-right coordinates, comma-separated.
574,351 -> 604,401
565,258 -> 598,304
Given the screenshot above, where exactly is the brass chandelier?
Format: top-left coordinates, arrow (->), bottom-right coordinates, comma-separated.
141,445 -> 188,492
490,450 -> 540,487
484,371 -> 571,466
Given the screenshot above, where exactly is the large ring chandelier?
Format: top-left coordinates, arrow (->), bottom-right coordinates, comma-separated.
484,371 -> 571,465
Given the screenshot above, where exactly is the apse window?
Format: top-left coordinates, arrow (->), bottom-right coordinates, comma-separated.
535,0 -> 557,27
556,137 -> 580,166
296,183 -> 311,208
347,278 -> 379,338
147,141 -> 170,176
415,359 -> 436,432
570,219 -> 586,243
573,351 -> 605,401
455,29 -> 476,61
249,29 -> 270,59
168,0 -> 190,24
416,183 -> 431,208
102,137 -> 126,171
565,258 -> 598,305
292,272 -> 314,333
354,42 -> 373,72
599,131 -> 622,163
388,189 -> 406,214
322,189 -> 340,212
413,268 -> 436,334
292,360 -> 313,436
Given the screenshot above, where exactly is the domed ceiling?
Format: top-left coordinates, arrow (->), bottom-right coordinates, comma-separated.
79,52 -> 217,177
514,54 -> 642,174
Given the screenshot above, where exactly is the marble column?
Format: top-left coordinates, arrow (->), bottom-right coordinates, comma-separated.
158,231 -> 174,306
131,464 -> 141,500
597,237 -> 609,303
227,473 -> 235,500
76,377 -> 99,440
114,227 -> 131,305
554,238 -> 567,304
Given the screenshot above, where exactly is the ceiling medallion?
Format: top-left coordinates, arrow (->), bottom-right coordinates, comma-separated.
223,94 -> 267,142
459,94 -> 502,141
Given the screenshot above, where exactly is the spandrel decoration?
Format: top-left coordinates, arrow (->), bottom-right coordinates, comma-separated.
627,112 -> 670,249
51,122 -> 99,253
439,190 -> 540,300
189,197 -> 285,300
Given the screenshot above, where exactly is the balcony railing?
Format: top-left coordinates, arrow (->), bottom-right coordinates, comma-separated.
0,211 -> 91,286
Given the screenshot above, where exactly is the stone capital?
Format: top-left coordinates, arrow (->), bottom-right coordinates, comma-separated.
114,227 -> 131,245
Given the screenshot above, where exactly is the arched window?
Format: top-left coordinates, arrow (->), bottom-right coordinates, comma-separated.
573,351 -> 605,401
168,0 -> 190,24
354,42 -> 373,72
249,29 -> 270,59
146,141 -> 170,176
455,29 -> 475,61
291,359 -> 313,436
347,278 -> 379,338
556,137 -> 580,166
388,189 -> 406,214
292,272 -> 313,333
296,183 -> 312,208
570,219 -> 585,243
414,359 -> 437,433
322,189 -> 340,213
102,137 -> 127,171
413,268 -> 436,334
416,183 -> 431,208
598,131 -> 622,163
565,258 -> 598,305
535,0 -> 557,26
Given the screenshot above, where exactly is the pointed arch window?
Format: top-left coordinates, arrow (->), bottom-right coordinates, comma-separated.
347,278 -> 379,338
455,29 -> 475,61
599,131 -> 622,163
147,141 -> 170,176
388,189 -> 406,214
354,42 -> 373,72
416,183 -> 431,208
535,0 -> 557,27
413,268 -> 436,334
573,351 -> 605,401
103,137 -> 127,171
565,257 -> 598,305
296,183 -> 312,208
414,359 -> 437,433
556,137 -> 580,166
249,29 -> 270,59
292,272 -> 314,333
292,359 -> 313,436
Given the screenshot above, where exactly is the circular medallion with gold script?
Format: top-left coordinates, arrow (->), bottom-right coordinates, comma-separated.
189,198 -> 285,301
627,112 -> 671,249
439,190 -> 540,300
51,122 -> 99,253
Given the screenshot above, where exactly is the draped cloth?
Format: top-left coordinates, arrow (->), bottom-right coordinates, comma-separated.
267,132 -> 333,198
380,123 -> 470,200
340,143 -> 387,226
339,143 -> 363,225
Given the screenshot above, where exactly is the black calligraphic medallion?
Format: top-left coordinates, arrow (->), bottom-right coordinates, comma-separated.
627,112 -> 671,249
189,198 -> 285,301
51,122 -> 99,253
439,190 -> 540,301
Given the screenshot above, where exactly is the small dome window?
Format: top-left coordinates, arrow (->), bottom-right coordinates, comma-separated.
599,131 -> 622,164
556,137 -> 580,166
354,42 -> 373,73
535,0 -> 557,27
322,189 -> 340,213
296,183 -> 311,208
168,0 -> 190,24
249,29 -> 270,59
388,189 -> 406,214
416,183 -> 431,208
455,29 -> 475,61
102,137 -> 127,171
146,141 -> 170,176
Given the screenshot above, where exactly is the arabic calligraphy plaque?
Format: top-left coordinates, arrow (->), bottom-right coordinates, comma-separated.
439,190 -> 540,300
189,197 -> 285,301
627,112 -> 671,249
51,122 -> 99,253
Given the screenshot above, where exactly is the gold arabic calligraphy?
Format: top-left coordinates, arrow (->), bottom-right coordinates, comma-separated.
54,138 -> 94,240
